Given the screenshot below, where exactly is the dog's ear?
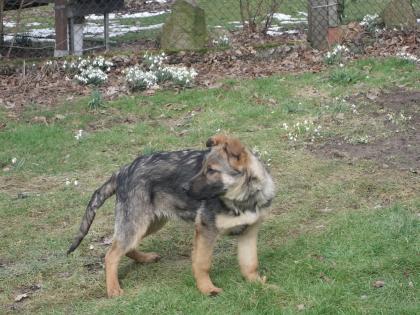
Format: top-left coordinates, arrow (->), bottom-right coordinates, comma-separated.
206,134 -> 229,147
225,137 -> 246,161
207,135 -> 249,170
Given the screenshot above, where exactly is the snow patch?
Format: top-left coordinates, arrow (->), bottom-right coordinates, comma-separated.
267,29 -> 300,36
273,13 -> 307,24
87,10 -> 167,20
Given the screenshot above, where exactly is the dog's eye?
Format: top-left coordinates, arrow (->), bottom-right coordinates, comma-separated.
207,168 -> 218,175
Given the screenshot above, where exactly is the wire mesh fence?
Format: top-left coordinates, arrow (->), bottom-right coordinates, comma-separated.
0,0 -> 419,58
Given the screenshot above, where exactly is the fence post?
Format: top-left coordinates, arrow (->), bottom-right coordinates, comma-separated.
73,16 -> 84,56
54,0 -> 68,57
308,0 -> 339,49
0,0 -> 3,46
104,13 -> 109,51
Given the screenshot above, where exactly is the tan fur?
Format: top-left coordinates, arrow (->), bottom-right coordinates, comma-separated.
105,241 -> 125,297
106,218 -> 167,297
192,218 -> 222,295
215,211 -> 261,232
126,250 -> 161,263
237,222 -> 265,283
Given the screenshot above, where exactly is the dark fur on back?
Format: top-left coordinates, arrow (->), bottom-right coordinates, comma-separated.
68,149 -> 230,253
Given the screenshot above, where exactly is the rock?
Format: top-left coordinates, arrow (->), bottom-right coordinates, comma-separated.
14,293 -> 29,302
160,0 -> 208,51
336,113 -> 345,120
31,116 -> 48,125
54,114 -> 66,120
382,0 -> 417,28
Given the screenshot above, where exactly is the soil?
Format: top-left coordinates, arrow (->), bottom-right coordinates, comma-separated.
311,89 -> 420,172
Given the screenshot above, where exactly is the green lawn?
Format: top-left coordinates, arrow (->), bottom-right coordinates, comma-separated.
0,57 -> 419,314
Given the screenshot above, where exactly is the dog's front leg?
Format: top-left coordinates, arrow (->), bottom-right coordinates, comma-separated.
192,222 -> 222,296
237,222 -> 266,283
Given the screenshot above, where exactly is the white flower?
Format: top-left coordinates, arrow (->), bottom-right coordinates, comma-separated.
75,129 -> 84,140
74,180 -> 79,186
125,66 -> 158,91
65,178 -> 71,186
160,66 -> 197,87
11,158 -> 17,164
213,35 -> 230,47
75,67 -> 107,85
396,52 -> 419,63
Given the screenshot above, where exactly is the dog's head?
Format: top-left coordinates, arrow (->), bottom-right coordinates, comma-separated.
184,135 -> 251,200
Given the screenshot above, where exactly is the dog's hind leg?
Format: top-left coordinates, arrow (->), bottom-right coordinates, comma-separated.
126,217 -> 167,263
192,221 -> 222,296
105,240 -> 126,298
237,222 -> 266,283
106,202 -> 152,298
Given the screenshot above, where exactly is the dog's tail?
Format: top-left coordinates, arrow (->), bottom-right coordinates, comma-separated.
67,173 -> 118,255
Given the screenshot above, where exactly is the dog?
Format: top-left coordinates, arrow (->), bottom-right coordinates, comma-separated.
67,134 -> 275,297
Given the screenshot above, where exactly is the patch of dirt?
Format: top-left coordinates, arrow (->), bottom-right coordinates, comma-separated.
85,111 -> 142,131
0,174 -> 66,197
311,89 -> 420,172
313,133 -> 419,171
375,89 -> 420,113
84,261 -> 104,274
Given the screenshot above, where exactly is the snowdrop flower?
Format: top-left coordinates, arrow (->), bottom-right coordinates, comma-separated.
125,66 -> 158,91
396,52 -> 419,63
213,35 -> 230,47
75,129 -> 84,140
11,158 -> 17,164
75,67 -> 107,85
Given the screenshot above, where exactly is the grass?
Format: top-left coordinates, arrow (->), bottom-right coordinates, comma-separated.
0,57 -> 419,314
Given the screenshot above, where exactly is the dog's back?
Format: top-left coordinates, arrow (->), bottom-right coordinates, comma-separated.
115,149 -> 209,221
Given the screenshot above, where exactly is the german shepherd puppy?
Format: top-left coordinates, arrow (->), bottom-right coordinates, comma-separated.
68,134 -> 275,297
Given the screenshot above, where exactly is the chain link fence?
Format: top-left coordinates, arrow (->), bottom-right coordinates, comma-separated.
0,0 -> 419,58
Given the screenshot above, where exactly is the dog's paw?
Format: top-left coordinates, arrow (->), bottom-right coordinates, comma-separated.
107,287 -> 124,298
142,252 -> 161,263
198,284 -> 223,296
256,275 -> 267,284
127,250 -> 161,263
245,272 -> 267,284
